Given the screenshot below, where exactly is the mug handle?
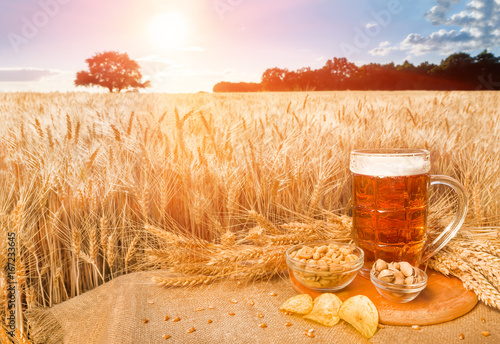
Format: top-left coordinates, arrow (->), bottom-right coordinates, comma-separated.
422,175 -> 468,262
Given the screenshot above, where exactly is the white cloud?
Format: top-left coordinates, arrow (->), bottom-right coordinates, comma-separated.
401,29 -> 479,55
401,0 -> 500,55
424,0 -> 463,25
136,55 -> 180,86
368,42 -> 399,56
0,68 -> 75,92
0,68 -> 60,82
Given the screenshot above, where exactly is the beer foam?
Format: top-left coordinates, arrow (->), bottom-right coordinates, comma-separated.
350,155 -> 430,177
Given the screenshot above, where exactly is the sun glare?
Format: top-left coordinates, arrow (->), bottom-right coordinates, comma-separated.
148,12 -> 187,50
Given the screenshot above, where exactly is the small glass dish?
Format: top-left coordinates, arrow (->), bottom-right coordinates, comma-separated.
370,267 -> 428,303
286,242 -> 364,292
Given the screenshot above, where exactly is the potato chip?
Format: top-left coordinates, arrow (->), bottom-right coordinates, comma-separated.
279,294 -> 313,314
303,293 -> 342,326
338,295 -> 379,339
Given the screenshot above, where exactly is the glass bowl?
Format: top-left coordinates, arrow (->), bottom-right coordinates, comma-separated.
370,267 -> 428,303
286,242 -> 364,292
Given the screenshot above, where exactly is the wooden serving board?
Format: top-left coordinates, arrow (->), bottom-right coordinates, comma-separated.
290,270 -> 478,326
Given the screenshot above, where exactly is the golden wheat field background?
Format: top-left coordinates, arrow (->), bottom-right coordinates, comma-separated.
1,90 -> 499,340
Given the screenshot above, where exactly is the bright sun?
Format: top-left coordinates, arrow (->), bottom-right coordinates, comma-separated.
148,12 -> 187,49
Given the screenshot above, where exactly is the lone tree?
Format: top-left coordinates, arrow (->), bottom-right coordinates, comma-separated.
75,51 -> 151,92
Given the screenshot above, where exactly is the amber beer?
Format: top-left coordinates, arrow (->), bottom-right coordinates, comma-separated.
350,149 -> 468,276
352,173 -> 429,270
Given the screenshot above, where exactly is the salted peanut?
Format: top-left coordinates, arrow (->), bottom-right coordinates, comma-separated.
345,254 -> 358,262
172,316 -> 180,322
399,262 -> 414,277
482,331 -> 490,337
258,323 -> 267,328
305,280 -> 323,288
340,247 -> 352,255
329,265 -> 345,273
317,260 -> 329,272
331,257 -> 341,264
298,246 -> 314,259
187,327 -> 195,333
301,272 -> 316,279
321,257 -> 332,264
320,278 -> 334,287
295,250 -> 314,259
163,334 -> 170,339
294,244 -> 361,288
317,245 -> 328,254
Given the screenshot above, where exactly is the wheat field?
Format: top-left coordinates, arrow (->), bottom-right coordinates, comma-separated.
0,91 -> 499,341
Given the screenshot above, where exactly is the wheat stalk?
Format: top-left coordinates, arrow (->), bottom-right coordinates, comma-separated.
152,275 -> 219,287
0,324 -> 11,344
125,236 -> 139,272
248,210 -> 281,235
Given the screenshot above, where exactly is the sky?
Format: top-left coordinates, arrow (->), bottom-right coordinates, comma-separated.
0,0 -> 499,93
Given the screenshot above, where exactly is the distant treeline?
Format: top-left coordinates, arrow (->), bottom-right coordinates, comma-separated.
213,51 -> 500,92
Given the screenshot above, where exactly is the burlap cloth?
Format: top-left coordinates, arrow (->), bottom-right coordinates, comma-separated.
26,271 -> 499,344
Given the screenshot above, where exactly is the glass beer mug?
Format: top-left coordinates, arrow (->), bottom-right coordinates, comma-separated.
349,149 -> 468,276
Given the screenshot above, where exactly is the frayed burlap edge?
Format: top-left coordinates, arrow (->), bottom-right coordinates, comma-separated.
25,307 -> 64,344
